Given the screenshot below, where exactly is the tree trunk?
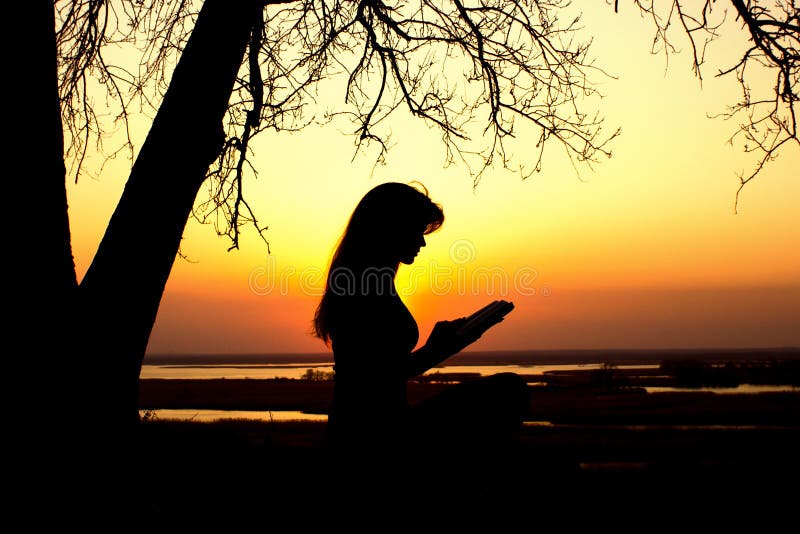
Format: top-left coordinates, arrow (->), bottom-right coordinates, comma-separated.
15,1 -> 78,425
19,2 -> 78,371
12,0 -> 262,522
10,0 -> 79,521
79,0 -> 261,427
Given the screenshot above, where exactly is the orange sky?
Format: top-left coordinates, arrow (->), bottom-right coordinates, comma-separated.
66,4 -> 800,355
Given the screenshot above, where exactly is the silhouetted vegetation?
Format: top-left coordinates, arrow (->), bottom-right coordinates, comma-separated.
587,362 -> 632,391
660,358 -> 800,388
411,371 -> 483,383
660,359 -> 741,388
300,368 -> 335,381
527,355 -> 800,390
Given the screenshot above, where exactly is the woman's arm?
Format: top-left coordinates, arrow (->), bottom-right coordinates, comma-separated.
406,313 -> 509,378
405,317 -> 497,378
406,343 -> 446,379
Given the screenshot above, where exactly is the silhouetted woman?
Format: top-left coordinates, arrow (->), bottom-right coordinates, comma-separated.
314,182 -> 529,459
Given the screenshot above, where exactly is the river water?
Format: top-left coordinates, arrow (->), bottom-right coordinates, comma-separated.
139,362 -> 796,423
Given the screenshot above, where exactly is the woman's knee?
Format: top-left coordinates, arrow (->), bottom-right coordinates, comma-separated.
486,372 -> 529,394
488,371 -> 527,387
486,372 -> 530,414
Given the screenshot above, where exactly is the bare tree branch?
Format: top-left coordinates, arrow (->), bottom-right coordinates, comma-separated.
623,0 -> 799,211
190,0 -> 622,246
55,0 -> 197,182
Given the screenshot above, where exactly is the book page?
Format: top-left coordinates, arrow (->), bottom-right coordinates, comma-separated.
458,300 -> 514,335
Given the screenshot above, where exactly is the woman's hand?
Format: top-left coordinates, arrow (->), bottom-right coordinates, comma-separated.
408,315 -> 505,378
424,316 -> 504,359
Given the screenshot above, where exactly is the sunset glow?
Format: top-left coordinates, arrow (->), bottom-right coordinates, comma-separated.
66,4 -> 800,355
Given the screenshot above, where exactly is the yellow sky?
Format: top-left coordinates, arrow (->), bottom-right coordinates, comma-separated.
66,3 -> 800,354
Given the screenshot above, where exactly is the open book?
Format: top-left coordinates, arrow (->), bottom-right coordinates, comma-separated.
457,299 -> 514,336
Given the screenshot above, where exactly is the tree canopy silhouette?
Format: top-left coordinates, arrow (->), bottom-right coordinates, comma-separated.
624,0 -> 798,210
58,1 -> 798,247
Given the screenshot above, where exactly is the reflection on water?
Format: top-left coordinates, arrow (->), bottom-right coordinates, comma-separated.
140,409 -> 327,422
140,364 -> 335,380
143,410 -> 796,428
427,363 -> 611,376
140,362 -> 644,380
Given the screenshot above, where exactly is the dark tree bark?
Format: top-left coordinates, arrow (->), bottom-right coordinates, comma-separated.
15,0 -> 263,521
20,2 -> 77,361
10,0 -> 80,521
77,0 -> 262,429
13,1 -> 78,426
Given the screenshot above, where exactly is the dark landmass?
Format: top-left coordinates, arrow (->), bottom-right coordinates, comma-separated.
133,356 -> 800,527
139,356 -> 799,421
135,390 -> 799,528
138,379 -> 799,426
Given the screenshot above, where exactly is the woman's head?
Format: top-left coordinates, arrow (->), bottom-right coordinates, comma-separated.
338,181 -> 444,268
313,182 -> 444,343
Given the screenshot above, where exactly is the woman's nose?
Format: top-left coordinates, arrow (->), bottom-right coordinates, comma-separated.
419,235 -> 426,248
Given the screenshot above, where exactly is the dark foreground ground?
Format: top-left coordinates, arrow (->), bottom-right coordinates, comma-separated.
132,381 -> 799,529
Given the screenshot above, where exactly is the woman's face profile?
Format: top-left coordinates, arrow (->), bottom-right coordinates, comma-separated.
394,223 -> 428,265
351,183 -> 441,268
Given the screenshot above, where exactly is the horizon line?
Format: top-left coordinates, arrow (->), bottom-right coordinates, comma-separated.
146,346 -> 799,356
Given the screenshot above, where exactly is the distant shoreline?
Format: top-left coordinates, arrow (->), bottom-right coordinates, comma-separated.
144,347 -> 800,366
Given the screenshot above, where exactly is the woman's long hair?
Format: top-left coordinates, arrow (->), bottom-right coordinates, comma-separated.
313,182 -> 444,344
